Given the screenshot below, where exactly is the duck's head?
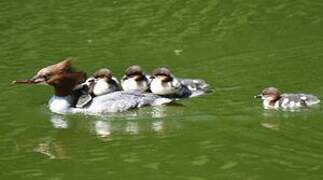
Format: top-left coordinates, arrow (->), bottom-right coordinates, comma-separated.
73,68 -> 117,96
151,68 -> 173,82
93,68 -> 113,82
255,87 -> 281,102
13,59 -> 86,96
123,65 -> 146,81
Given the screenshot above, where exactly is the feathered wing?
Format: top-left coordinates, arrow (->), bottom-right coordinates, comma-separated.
84,91 -> 173,114
177,78 -> 210,98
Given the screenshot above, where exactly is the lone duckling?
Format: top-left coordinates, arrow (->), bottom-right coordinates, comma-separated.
255,87 -> 320,110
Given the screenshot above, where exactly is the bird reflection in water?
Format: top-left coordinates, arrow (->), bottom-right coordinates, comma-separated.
261,108 -> 318,130
50,114 -> 69,129
47,105 -> 184,140
94,120 -> 111,138
33,137 -> 70,159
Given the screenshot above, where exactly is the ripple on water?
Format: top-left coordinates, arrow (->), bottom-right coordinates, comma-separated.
192,155 -> 210,166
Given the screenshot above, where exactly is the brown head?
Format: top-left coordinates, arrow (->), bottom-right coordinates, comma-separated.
255,87 -> 281,102
13,59 -> 86,96
93,68 -> 113,81
124,65 -> 145,81
151,67 -> 173,82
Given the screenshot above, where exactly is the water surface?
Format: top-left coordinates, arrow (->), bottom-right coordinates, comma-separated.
1,0 -> 323,179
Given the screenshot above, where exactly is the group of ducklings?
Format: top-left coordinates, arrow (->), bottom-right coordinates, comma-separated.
74,65 -> 208,108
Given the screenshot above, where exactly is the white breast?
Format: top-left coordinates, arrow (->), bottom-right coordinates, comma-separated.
150,78 -> 178,95
262,100 -> 272,109
121,78 -> 148,92
48,95 -> 74,114
93,79 -> 114,96
262,100 -> 280,110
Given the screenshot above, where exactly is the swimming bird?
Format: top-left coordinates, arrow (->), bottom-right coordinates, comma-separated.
74,68 -> 120,108
78,68 -> 120,96
121,65 -> 149,92
255,87 -> 320,110
150,68 -> 209,98
13,60 -> 173,114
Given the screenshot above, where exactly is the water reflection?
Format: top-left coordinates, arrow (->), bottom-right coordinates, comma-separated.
33,138 -> 70,160
50,114 -> 68,129
30,106 -> 183,159
94,120 -> 111,137
151,106 -> 169,118
260,108 -> 321,130
92,118 -> 165,139
47,105 -> 183,140
125,121 -> 139,135
152,121 -> 163,133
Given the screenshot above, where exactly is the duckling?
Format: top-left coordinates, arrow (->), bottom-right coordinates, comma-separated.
255,87 -> 320,110
150,68 -> 192,98
121,65 -> 149,92
75,68 -> 120,108
92,69 -> 120,96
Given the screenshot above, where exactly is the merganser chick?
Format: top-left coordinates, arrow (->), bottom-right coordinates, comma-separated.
255,87 -> 320,110
13,60 -> 173,114
121,65 -> 149,92
74,69 -> 120,108
91,68 -> 120,96
150,68 -> 192,98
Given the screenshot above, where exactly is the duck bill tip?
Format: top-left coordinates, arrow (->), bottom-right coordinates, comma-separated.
254,95 -> 262,99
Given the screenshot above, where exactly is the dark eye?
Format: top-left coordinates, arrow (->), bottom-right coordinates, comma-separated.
43,74 -> 49,80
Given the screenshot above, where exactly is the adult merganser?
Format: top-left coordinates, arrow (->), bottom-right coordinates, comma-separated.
255,87 -> 320,110
121,65 -> 149,92
150,68 -> 209,98
13,60 -> 173,114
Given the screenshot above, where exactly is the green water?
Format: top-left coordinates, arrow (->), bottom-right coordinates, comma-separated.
1,0 -> 323,179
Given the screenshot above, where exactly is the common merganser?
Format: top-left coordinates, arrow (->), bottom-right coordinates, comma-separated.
74,68 -> 120,108
121,65 -> 149,92
13,60 -> 173,114
150,68 -> 209,98
91,68 -> 120,96
255,87 -> 320,110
